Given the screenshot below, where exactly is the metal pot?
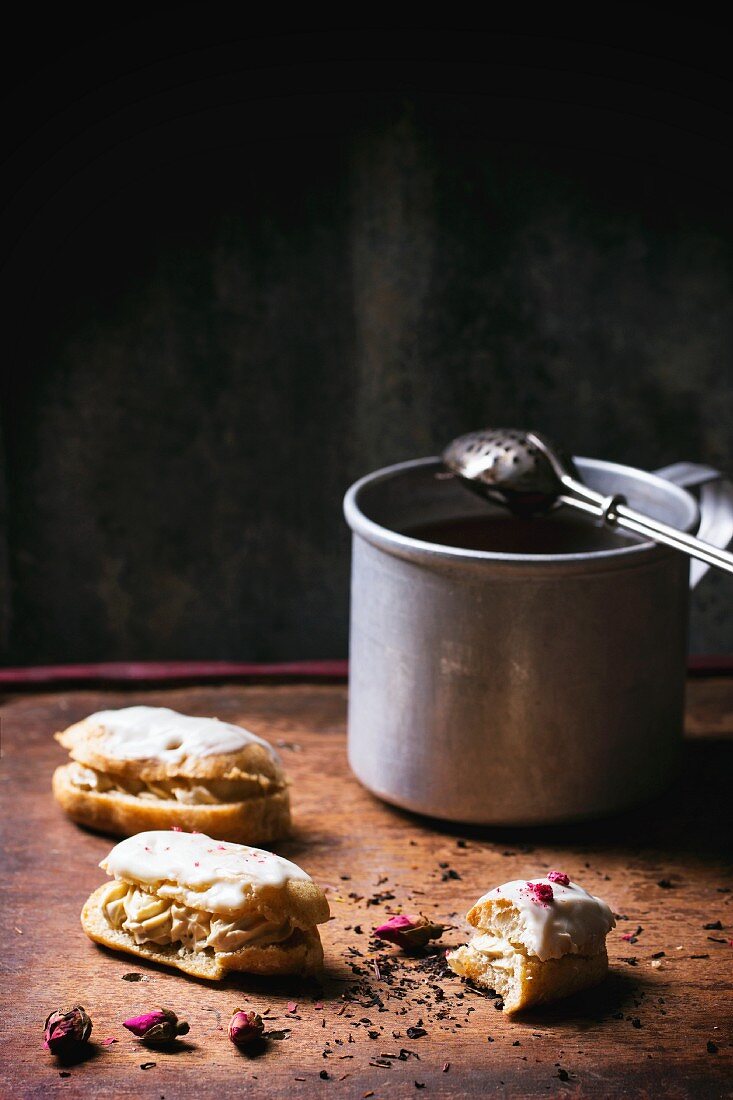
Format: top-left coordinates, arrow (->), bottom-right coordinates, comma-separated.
343,456 -> 733,824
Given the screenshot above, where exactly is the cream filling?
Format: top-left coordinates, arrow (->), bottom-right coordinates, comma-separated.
103,881 -> 294,953
448,943 -> 520,1009
469,933 -> 519,969
468,930 -> 602,966
68,762 -> 274,806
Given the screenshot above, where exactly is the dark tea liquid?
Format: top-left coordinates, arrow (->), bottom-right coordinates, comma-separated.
404,512 -> 640,554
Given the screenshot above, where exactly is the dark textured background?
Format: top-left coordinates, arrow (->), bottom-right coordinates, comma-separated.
1,16 -> 731,662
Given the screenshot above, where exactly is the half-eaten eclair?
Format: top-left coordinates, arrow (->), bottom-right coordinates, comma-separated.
82,829 -> 330,978
448,873 -> 615,1013
53,706 -> 290,844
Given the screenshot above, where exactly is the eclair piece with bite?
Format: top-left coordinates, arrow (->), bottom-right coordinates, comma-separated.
448,874 -> 615,1014
53,706 -> 290,843
82,830 -> 330,978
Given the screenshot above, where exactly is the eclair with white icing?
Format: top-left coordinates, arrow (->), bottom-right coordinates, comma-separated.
448,874 -> 615,1014
53,706 -> 290,844
81,830 -> 330,978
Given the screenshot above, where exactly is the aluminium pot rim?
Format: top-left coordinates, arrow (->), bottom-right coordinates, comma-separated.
343,455 -> 700,572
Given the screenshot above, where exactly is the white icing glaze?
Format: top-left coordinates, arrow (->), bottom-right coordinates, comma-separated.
472,877 -> 615,961
82,706 -> 276,763
101,830 -> 310,915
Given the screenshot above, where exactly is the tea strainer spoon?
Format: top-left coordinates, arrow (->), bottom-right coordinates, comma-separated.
442,428 -> 733,576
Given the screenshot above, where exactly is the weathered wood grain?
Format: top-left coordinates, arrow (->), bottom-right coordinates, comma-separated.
1,681 -> 731,1098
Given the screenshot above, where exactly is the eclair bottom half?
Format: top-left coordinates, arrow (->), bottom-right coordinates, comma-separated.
81,882 -> 324,979
54,763 -> 290,845
448,941 -> 609,1014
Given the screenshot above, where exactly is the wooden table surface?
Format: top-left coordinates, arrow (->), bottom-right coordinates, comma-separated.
1,680 -> 732,1098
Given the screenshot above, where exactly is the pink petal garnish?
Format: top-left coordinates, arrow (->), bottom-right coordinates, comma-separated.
101,1036 -> 118,1046
526,882 -> 554,906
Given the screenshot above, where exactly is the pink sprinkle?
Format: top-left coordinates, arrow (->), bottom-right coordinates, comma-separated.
194,861 -> 200,867
171,826 -> 183,832
100,1037 -> 117,1047
621,932 -> 635,942
547,871 -> 570,886
314,1002 -> 323,1010
526,881 -> 554,906
286,1001 -> 298,1014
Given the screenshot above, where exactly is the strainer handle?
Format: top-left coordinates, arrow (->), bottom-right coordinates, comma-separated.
653,463 -> 733,588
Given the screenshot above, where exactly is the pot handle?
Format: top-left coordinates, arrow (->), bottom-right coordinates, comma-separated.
654,462 -> 733,588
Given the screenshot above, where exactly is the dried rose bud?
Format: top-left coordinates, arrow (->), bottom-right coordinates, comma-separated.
44,1006 -> 93,1055
123,1008 -> 189,1045
547,871 -> 570,886
375,913 -> 447,950
228,1010 -> 265,1047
